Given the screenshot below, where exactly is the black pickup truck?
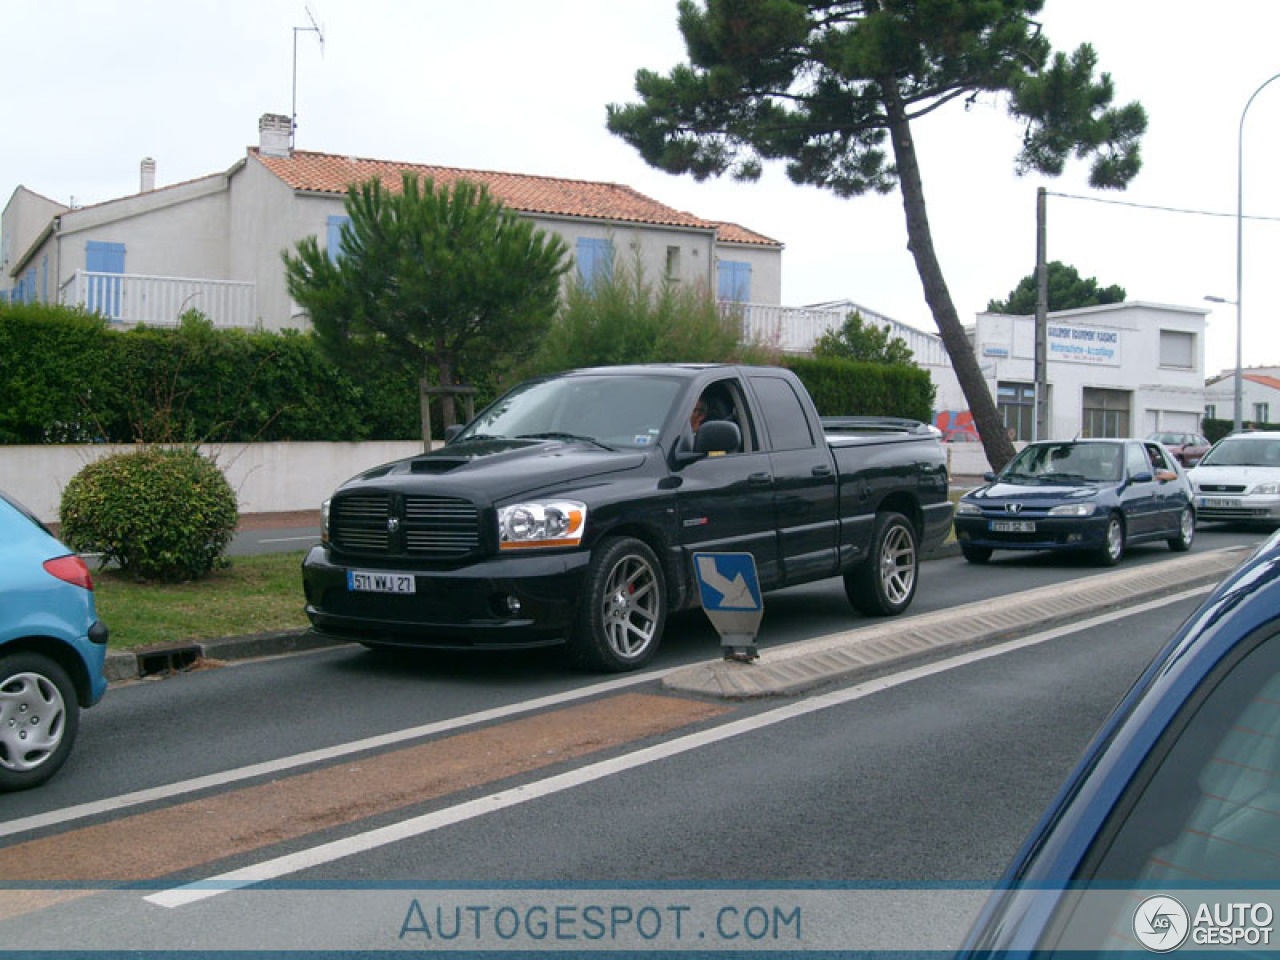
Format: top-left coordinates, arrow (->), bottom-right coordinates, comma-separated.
302,364 -> 952,670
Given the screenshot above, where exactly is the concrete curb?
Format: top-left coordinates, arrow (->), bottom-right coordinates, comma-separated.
105,629 -> 342,682
660,547 -> 1250,700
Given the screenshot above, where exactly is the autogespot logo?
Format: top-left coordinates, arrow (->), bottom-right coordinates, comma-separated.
1134,896 -> 1190,952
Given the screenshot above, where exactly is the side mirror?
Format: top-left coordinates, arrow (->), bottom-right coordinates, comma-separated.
984,471 -> 997,482
695,420 -> 741,456
1131,470 -> 1154,484
444,424 -> 465,442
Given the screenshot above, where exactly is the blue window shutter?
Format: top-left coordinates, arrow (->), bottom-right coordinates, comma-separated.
576,238 -> 613,291
717,261 -> 752,302
25,268 -> 37,303
85,241 -> 126,318
327,215 -> 351,262
41,255 -> 48,303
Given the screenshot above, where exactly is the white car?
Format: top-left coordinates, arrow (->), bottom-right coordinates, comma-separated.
1187,430 -> 1280,524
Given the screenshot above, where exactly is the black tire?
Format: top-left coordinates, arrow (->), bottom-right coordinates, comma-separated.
1168,506 -> 1195,552
0,653 -> 80,792
566,537 -> 666,671
960,543 -> 993,564
845,511 -> 918,616
1095,513 -> 1126,566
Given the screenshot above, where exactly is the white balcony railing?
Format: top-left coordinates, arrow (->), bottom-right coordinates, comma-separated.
59,272 -> 257,328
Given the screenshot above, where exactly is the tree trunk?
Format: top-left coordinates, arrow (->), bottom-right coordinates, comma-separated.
881,78 -> 1016,473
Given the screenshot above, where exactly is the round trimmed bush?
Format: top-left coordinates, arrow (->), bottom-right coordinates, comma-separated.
59,447 -> 239,582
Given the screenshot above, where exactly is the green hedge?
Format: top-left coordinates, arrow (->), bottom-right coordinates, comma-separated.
781,355 -> 935,423
0,304 -> 422,443
0,303 -> 932,444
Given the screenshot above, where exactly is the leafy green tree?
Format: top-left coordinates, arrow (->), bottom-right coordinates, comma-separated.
524,247 -> 778,376
812,311 -> 914,365
987,261 -> 1125,314
606,0 -> 1145,470
283,174 -> 570,437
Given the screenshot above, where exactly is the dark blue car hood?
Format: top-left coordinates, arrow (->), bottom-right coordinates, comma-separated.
966,480 -> 1109,504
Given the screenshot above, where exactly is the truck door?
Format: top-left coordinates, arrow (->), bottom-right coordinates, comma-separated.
675,378 -> 781,587
747,373 -> 840,581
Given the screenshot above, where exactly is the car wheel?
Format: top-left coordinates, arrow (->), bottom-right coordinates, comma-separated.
0,653 -> 80,792
1168,506 -> 1195,552
1095,514 -> 1126,567
846,511 -> 918,616
960,543 -> 993,564
567,537 -> 666,672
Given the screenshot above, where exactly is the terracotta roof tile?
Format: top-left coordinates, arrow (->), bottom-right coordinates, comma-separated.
1245,373 -> 1280,391
251,148 -> 781,245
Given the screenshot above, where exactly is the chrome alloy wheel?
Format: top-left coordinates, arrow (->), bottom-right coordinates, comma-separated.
879,522 -> 917,607
0,671 -> 67,773
600,552 -> 661,659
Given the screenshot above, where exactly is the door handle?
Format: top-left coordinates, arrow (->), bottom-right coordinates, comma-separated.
812,464 -> 832,477
748,473 -> 772,485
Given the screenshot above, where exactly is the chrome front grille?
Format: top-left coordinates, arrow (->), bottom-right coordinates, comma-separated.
331,492 -> 481,558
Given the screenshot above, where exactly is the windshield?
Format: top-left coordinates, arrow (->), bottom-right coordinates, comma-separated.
1199,436 -> 1280,468
453,374 -> 684,449
1149,432 -> 1183,445
1000,442 -> 1124,484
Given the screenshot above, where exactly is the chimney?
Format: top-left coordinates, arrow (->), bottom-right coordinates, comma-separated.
258,113 -> 293,158
140,157 -> 156,193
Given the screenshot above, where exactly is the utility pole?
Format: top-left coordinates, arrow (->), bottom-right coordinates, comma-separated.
1034,186 -> 1048,441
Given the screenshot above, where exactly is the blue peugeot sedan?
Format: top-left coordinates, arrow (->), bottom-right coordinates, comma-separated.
959,530 -> 1280,955
953,438 -> 1195,566
0,490 -> 108,791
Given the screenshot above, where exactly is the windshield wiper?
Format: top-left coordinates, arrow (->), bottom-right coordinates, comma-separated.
517,432 -> 615,451
450,433 -> 505,444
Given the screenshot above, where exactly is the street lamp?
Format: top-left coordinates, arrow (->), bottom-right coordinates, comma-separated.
1205,295 -> 1237,425
1229,73 -> 1280,434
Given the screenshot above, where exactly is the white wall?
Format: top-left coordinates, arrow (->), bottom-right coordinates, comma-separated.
0,441 -> 424,524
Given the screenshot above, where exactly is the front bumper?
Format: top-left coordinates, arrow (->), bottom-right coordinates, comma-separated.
1194,493 -> 1280,523
301,545 -> 592,649
953,514 -> 1110,553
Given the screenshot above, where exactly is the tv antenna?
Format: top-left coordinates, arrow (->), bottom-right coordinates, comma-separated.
291,5 -> 325,149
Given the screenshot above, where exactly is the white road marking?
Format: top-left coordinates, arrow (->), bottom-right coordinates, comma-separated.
147,587 -> 1210,908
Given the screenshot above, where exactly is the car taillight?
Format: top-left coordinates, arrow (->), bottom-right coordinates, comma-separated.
43,554 -> 94,591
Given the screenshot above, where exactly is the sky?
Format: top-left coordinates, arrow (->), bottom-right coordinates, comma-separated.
5,0 -> 1280,379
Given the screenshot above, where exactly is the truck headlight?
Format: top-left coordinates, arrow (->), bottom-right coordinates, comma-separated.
498,500 -> 587,550
321,498 -> 331,543
1048,502 -> 1097,517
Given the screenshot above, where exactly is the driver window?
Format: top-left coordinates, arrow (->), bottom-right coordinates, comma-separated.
691,380 -> 757,453
1125,444 -> 1149,478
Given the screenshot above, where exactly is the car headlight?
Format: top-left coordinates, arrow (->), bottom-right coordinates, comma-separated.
955,501 -> 982,516
1251,482 -> 1280,496
1048,502 -> 1098,517
321,498 -> 331,543
498,500 -> 587,550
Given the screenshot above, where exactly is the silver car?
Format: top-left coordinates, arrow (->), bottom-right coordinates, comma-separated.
1187,430 -> 1280,523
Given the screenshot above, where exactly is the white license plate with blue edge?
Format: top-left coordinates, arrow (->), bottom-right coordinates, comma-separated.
990,520 -> 1035,533
347,570 -> 416,594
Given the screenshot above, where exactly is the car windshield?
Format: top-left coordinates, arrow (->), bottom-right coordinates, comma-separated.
1198,436 -> 1280,468
452,374 -> 684,450
1148,432 -> 1183,445
1000,442 -> 1124,484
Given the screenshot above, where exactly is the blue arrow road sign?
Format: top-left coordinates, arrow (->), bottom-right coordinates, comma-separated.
693,552 -> 762,611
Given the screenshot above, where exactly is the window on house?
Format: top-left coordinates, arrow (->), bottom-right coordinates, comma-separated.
576,238 -> 613,292
85,240 -> 125,318
1255,403 -> 1270,424
666,246 -> 681,282
1206,404 -> 1216,420
1082,388 -> 1131,438
997,381 -> 1036,441
1159,329 -> 1195,369
327,215 -> 351,263
717,260 -> 752,302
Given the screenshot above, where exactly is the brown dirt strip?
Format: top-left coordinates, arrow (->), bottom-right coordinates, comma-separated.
0,692 -> 729,887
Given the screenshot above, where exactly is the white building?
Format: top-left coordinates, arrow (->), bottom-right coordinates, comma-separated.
928,302 -> 1209,445
2,114 -> 783,331
1204,369 -> 1280,426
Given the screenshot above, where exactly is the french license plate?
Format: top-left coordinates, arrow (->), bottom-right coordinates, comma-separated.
990,520 -> 1036,533
347,570 -> 416,594
1200,497 -> 1236,509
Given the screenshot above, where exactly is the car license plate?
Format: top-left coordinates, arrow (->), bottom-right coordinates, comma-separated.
990,520 -> 1036,533
347,570 -> 416,594
1200,497 -> 1236,509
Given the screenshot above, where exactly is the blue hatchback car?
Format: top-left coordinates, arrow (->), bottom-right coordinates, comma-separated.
960,529 -> 1280,955
0,490 -> 108,791
953,438 -> 1195,566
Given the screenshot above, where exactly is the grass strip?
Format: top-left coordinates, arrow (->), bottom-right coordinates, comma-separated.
93,552 -> 310,651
